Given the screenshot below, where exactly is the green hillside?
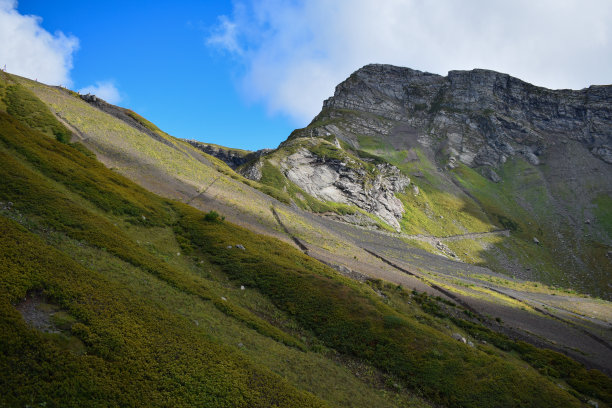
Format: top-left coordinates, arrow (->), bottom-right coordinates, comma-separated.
1,73 -> 611,407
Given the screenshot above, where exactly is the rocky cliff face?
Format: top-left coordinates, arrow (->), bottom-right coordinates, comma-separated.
281,147 -> 410,230
185,140 -> 270,169
299,64 -> 611,180
240,137 -> 410,230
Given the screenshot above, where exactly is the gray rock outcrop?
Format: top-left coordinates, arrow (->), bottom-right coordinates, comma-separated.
185,140 -> 271,169
302,64 -> 612,174
280,147 -> 409,231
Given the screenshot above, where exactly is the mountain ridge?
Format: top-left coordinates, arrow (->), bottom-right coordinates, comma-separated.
315,63 -> 612,167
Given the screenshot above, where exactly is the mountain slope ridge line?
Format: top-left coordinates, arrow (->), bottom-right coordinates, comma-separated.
361,247 -> 479,313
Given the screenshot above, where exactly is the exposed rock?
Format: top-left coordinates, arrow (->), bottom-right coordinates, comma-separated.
452,333 -> 467,343
533,237 -> 540,245
16,291 -> 61,334
323,212 -> 380,228
592,146 -> 612,164
317,259 -> 368,282
81,93 -> 100,103
185,140 -> 271,169
483,167 -> 501,183
235,244 -> 245,250
241,159 -> 264,181
434,240 -> 458,259
281,147 -> 410,230
313,64 -> 611,171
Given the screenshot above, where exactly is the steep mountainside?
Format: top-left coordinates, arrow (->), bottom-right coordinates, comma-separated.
2,69 -> 612,407
239,64 -> 612,299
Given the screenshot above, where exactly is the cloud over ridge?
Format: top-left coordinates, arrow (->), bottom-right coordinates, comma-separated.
208,0 -> 612,124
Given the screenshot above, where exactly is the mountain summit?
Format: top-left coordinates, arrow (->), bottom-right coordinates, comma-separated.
318,64 -> 611,168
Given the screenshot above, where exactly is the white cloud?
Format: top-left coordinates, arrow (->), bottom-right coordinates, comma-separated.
0,0 -> 78,85
207,15 -> 244,55
78,81 -> 122,104
208,0 -> 612,124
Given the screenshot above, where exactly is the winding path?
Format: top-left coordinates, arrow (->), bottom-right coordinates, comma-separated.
401,229 -> 510,242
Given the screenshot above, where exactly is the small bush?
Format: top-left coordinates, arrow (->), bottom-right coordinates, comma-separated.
204,210 -> 223,222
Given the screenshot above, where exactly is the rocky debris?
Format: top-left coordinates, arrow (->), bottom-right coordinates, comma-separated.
185,140 -> 271,170
452,333 -> 467,343
281,148 -> 410,230
434,240 -> 458,259
240,159 -> 264,181
482,167 -> 501,183
315,64 -> 612,176
16,291 -> 61,334
81,93 -> 100,103
323,212 -> 380,228
592,146 -> 612,164
533,237 -> 540,245
318,260 -> 368,282
235,244 -> 245,250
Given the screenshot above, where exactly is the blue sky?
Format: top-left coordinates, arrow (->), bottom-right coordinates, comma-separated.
3,1 -> 297,150
2,1 -> 611,150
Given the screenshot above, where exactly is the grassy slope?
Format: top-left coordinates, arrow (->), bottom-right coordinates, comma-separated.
1,76 -> 611,407
0,83 -> 431,408
452,161 -> 612,297
13,74 -> 284,231
356,134 -> 494,236
353,129 -> 612,298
